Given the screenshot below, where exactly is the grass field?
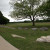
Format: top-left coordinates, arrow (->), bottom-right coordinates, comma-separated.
0,22 -> 50,50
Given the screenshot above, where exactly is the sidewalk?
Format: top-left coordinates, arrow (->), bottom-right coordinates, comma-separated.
0,36 -> 19,50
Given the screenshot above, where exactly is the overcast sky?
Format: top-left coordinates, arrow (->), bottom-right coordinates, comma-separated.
0,0 -> 15,22
0,0 -> 46,22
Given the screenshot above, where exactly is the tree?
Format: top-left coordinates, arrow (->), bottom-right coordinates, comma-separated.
38,0 -> 50,17
10,0 -> 41,26
0,11 -> 9,24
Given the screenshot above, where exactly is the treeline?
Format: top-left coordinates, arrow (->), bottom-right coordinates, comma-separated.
24,19 -> 50,23
36,19 -> 50,22
9,19 -> 50,23
0,11 -> 9,24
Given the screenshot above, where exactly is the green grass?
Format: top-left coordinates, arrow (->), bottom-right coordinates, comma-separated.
0,22 -> 50,50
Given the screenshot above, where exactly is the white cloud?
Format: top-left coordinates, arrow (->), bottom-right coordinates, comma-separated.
0,0 -> 10,11
0,0 -> 47,22
0,0 -> 15,22
2,11 -> 15,22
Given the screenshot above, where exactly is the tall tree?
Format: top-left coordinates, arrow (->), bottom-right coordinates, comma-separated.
38,0 -> 50,17
10,0 -> 41,26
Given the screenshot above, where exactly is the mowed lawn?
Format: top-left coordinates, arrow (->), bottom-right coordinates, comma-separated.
0,22 -> 50,50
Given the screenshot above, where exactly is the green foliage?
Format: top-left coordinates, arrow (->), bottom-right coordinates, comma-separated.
36,20 -> 50,22
38,0 -> 50,17
24,20 -> 31,23
0,11 -> 9,24
10,0 -> 40,18
10,0 -> 41,26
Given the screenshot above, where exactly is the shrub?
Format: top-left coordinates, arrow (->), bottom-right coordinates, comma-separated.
24,20 -> 31,23
36,19 -> 50,22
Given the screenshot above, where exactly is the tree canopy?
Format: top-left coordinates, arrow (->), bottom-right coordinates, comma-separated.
10,0 -> 40,17
38,0 -> 50,17
0,11 -> 9,24
10,0 -> 41,26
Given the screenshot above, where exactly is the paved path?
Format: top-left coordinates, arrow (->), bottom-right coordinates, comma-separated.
0,36 -> 19,50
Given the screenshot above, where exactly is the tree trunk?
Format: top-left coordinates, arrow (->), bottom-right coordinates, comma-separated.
29,15 -> 35,26
32,16 -> 35,26
32,10 -> 38,26
29,16 -> 32,21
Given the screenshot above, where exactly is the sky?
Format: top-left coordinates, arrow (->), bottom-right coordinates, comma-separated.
0,0 -> 47,22
0,0 -> 31,22
0,0 -> 15,22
